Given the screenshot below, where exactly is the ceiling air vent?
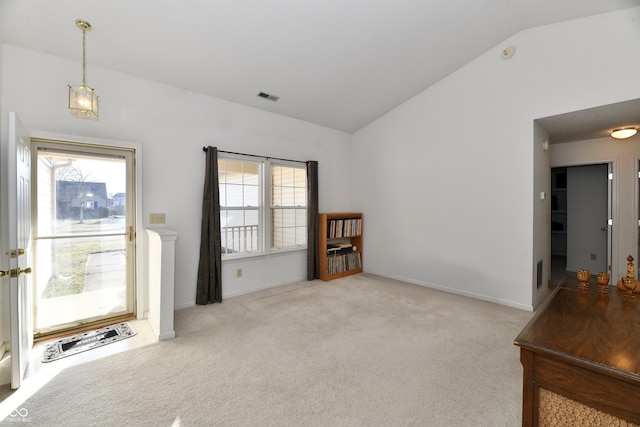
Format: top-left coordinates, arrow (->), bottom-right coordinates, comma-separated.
258,92 -> 279,102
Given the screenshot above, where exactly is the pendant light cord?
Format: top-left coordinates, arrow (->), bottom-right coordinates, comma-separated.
82,28 -> 87,86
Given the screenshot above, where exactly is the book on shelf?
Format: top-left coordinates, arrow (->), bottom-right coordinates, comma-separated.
326,218 -> 362,239
326,243 -> 355,256
326,252 -> 362,275
327,247 -> 340,257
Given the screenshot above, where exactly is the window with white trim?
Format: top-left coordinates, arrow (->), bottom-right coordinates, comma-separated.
218,154 -> 307,257
271,163 -> 307,249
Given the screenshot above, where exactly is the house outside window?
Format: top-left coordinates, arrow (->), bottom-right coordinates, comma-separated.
218,154 -> 307,258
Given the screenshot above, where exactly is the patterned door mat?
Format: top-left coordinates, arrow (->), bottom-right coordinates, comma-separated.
42,322 -> 137,362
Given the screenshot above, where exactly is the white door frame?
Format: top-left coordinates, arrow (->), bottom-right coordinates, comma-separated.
29,130 -> 145,322
550,158 -> 618,282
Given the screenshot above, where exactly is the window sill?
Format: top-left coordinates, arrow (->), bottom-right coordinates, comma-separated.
222,247 -> 307,263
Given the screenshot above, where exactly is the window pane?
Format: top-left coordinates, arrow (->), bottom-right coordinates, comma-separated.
272,187 -> 282,205
226,171 -> 243,185
294,168 -> 306,186
35,236 -> 127,330
282,227 -> 296,247
272,209 -> 283,227
219,185 -> 227,206
295,227 -> 306,245
218,159 -> 228,184
296,209 -> 306,226
294,188 -> 306,206
244,163 -> 259,185
227,212 -> 243,227
224,184 -> 242,207
218,157 -> 263,256
245,209 -> 259,226
220,210 -> 228,228
272,228 -> 283,249
271,165 -> 282,186
281,187 -> 295,206
244,184 -> 259,207
37,154 -> 127,237
281,167 -> 295,186
221,208 -> 259,254
283,209 -> 295,227
223,160 -> 243,184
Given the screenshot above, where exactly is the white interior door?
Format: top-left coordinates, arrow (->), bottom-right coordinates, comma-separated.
7,112 -> 33,389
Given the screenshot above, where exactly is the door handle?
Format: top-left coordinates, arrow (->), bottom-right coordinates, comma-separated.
0,267 -> 32,278
601,227 -> 608,231
5,249 -> 24,258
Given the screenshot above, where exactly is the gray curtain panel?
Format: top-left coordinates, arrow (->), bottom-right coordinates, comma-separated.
196,146 -> 222,304
307,161 -> 319,280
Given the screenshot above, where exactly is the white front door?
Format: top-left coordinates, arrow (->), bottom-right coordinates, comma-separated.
7,112 -> 33,389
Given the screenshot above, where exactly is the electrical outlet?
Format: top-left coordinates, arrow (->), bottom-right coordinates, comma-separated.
236,268 -> 242,278
149,213 -> 166,224
590,253 -> 597,261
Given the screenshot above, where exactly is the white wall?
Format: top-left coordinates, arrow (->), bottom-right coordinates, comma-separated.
0,44 -> 353,320
551,136 -> 640,280
532,123 -> 550,307
351,7 -> 640,310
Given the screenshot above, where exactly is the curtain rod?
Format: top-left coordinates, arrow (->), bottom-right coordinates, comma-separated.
202,147 -> 308,164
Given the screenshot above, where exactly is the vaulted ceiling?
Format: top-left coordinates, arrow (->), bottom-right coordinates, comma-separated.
0,0 -> 639,134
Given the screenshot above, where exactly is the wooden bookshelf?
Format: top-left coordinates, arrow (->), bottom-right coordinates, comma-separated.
318,213 -> 363,281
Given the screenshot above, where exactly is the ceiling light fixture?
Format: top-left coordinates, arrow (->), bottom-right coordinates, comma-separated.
610,127 -> 637,140
68,19 -> 99,119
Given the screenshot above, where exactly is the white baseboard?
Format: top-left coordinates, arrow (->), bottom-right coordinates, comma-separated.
157,331 -> 176,341
368,270 -> 534,312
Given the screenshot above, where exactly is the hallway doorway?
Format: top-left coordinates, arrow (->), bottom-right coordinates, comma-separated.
551,164 -> 610,280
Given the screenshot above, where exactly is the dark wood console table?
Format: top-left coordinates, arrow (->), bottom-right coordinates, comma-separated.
514,279 -> 640,426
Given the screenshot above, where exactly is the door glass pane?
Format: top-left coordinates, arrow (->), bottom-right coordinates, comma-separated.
34,144 -> 133,335
35,236 -> 126,329
37,156 -> 126,236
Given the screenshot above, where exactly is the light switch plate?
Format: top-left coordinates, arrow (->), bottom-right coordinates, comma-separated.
149,213 -> 166,224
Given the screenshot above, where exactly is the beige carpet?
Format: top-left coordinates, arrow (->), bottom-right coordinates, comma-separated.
0,273 -> 533,426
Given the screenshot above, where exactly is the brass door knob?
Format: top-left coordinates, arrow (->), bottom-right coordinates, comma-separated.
0,268 -> 32,278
